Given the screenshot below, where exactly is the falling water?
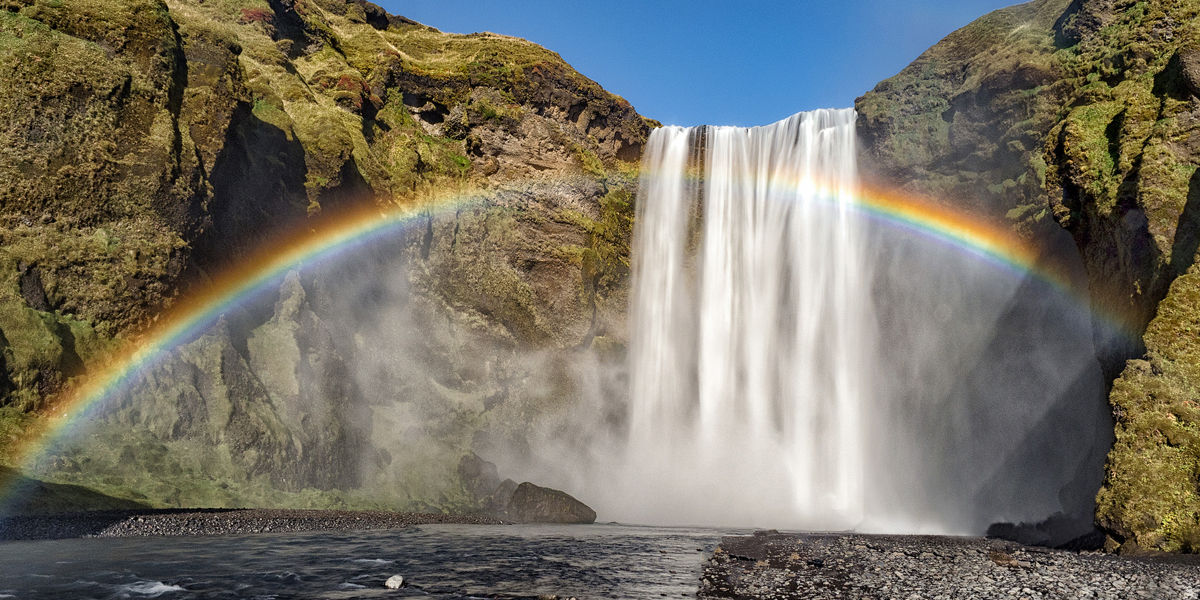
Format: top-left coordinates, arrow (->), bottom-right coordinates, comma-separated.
627,109 -> 874,529
618,109 -> 1112,535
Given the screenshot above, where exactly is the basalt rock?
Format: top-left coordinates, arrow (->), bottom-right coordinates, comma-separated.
482,478 -> 520,516
458,452 -> 502,501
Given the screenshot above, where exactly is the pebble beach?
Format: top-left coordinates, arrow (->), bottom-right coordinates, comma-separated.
700,530 -> 1200,599
0,508 -> 503,541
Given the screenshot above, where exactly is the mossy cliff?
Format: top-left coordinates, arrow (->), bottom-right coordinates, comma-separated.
858,0 -> 1200,553
0,0 -> 647,512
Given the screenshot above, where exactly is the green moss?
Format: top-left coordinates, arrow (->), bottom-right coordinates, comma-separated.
553,183 -> 635,316
0,0 -> 649,516
0,464 -> 152,515
0,406 -> 37,467
575,145 -> 606,177
32,426 -> 365,511
1098,264 -> 1200,552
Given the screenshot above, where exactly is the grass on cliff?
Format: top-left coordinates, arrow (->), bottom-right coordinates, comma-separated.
854,0 -> 1076,220
1,221 -> 186,332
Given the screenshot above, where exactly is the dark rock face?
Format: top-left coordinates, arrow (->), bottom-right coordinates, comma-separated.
455,457 -> 595,525
505,482 -> 596,524
482,478 -> 520,516
1180,50 -> 1200,98
986,513 -> 1105,551
16,263 -> 50,313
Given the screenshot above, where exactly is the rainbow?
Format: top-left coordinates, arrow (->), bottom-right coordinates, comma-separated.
1,190 -> 487,495
855,183 -> 1063,290
0,177 -> 1134,507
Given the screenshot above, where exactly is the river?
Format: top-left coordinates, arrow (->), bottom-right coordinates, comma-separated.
0,524 -> 727,599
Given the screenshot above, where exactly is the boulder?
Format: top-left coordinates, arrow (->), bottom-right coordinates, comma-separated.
506,482 -> 597,524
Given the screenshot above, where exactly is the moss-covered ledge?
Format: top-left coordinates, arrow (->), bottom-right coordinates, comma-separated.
1097,261 -> 1200,554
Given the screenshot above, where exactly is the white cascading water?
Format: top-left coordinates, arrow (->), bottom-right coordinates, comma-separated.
510,106 -> 1115,536
611,107 -> 1111,536
626,109 -> 874,529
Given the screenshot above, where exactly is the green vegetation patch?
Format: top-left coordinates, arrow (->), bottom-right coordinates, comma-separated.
1098,263 -> 1200,553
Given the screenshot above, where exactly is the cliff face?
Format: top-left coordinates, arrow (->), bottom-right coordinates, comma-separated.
7,0 -> 1200,550
1,0 -> 647,510
858,0 -> 1200,553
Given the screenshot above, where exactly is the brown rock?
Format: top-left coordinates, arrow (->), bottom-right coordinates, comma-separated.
1180,50 -> 1200,98
506,482 -> 596,524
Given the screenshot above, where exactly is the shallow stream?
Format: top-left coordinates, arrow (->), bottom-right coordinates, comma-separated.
0,524 -> 726,599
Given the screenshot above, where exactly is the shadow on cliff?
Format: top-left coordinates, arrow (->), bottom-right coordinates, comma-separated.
190,104 -> 310,272
1169,168 -> 1200,280
0,466 -> 149,518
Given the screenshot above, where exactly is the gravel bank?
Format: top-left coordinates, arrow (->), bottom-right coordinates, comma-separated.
699,530 -> 1200,599
0,508 -> 504,541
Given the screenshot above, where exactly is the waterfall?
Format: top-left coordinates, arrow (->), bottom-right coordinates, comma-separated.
618,108 -> 1112,535
627,109 -> 874,529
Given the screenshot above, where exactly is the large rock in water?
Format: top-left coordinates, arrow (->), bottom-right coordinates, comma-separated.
506,482 -> 596,524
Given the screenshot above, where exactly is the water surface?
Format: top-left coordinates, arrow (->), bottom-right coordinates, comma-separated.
0,524 -> 725,599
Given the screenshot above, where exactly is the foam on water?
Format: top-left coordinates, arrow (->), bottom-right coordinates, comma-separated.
119,581 -> 186,596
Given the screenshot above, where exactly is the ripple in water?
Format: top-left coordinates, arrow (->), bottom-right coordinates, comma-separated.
0,524 -> 727,599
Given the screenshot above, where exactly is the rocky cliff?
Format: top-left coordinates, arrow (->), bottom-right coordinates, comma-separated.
858,0 -> 1200,553
0,0 -> 649,511
7,0 -> 1200,554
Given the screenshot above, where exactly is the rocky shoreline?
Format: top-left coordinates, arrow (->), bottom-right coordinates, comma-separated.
699,531 -> 1200,599
0,508 -> 504,541
8,514 -> 1200,599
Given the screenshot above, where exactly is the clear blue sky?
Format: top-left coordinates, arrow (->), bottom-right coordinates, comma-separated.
377,1 -> 1022,127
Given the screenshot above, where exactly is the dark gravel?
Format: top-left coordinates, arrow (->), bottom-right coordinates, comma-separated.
699,530 -> 1200,599
0,508 -> 505,541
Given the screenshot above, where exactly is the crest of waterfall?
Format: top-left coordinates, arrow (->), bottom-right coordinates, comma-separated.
628,109 -> 872,529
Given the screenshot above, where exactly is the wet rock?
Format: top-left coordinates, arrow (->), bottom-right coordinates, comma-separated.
383,574 -> 404,589
506,482 -> 596,524
986,512 -> 1103,550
